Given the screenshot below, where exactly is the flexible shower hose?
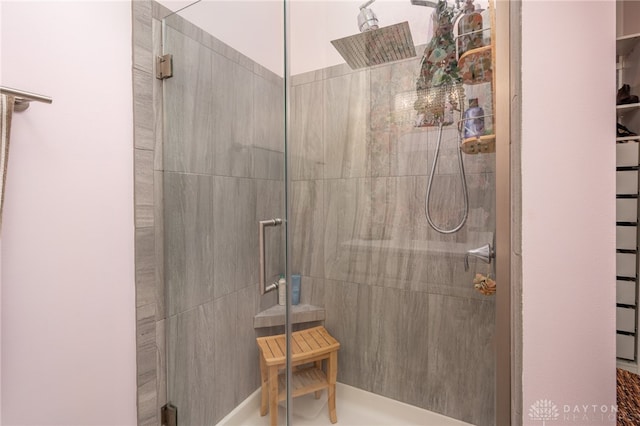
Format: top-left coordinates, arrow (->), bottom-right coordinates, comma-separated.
424,122 -> 469,234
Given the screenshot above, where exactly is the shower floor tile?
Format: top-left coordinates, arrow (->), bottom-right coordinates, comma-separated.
218,382 -> 473,426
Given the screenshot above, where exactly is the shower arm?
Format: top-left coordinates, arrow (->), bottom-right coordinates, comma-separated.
360,0 -> 377,10
361,0 -> 439,10
410,0 -> 439,8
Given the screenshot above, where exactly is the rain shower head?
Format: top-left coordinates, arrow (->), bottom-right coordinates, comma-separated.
331,22 -> 416,70
331,0 -> 418,70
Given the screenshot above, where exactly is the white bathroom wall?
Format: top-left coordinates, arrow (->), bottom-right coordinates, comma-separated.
521,1 -> 616,424
0,0 -> 620,424
0,1 -> 137,425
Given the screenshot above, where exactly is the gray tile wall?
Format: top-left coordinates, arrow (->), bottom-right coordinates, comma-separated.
133,2 -> 162,425
290,55 -> 497,426
134,1 -> 496,424
133,1 -> 283,424
161,11 -> 285,426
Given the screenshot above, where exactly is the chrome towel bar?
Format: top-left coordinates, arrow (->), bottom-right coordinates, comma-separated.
0,86 -> 52,112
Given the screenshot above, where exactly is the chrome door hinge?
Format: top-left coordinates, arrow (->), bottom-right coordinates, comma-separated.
156,54 -> 173,80
161,403 -> 177,426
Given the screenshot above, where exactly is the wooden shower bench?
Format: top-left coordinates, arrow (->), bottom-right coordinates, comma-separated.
256,326 -> 340,426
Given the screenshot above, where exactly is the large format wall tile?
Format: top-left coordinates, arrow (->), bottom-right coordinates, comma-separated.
291,81 -> 324,180
136,303 -> 157,426
136,227 -> 156,308
164,29 -> 215,174
235,178 -> 259,291
364,287 -> 430,404
133,0 -> 153,74
164,28 -> 258,179
133,68 -> 155,151
389,128 -> 432,177
211,293 -> 240,423
291,180 -> 324,278
213,176 -> 241,298
235,285 -> 262,402
324,71 -> 370,179
154,170 -> 165,320
323,178 -> 371,284
371,57 -> 424,178
166,303 -> 216,426
135,149 -> 154,228
166,293 -> 242,425
368,176 -> 424,288
212,57 -> 254,178
164,172 -> 215,316
426,294 -> 495,426
322,280 -> 360,384
254,76 -> 285,181
299,276 -> 325,307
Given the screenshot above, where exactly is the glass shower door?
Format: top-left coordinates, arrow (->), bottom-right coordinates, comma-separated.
160,1 -> 288,424
157,0 -> 508,424
286,1 -> 500,425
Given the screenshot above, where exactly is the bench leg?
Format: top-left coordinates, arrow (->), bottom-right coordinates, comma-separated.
314,360 -> 323,399
268,366 -> 279,426
327,351 -> 338,423
259,355 -> 268,416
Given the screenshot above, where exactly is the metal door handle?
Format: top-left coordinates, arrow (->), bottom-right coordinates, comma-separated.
464,243 -> 494,271
259,218 -> 282,295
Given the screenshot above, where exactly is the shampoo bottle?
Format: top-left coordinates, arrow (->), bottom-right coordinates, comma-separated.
291,274 -> 301,305
463,98 -> 485,139
278,275 -> 286,306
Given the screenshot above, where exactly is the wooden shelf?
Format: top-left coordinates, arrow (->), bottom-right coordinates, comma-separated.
458,45 -> 492,85
459,44 -> 492,64
277,367 -> 328,401
461,134 -> 496,154
617,33 -> 640,56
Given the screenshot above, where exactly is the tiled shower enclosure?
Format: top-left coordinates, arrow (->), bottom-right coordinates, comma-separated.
132,1 -> 497,425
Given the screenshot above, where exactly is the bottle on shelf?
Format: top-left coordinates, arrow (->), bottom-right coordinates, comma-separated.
278,274 -> 286,306
463,98 -> 485,139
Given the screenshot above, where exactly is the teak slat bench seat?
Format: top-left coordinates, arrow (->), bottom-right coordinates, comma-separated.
256,326 -> 340,426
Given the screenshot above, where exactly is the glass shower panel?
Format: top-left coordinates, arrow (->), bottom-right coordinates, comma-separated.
160,1 -> 287,424
288,1 -> 496,425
